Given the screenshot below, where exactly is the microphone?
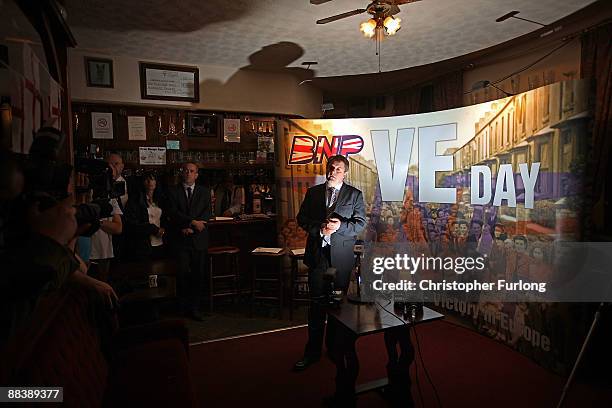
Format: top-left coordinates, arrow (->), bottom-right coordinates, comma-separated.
353,239 -> 364,255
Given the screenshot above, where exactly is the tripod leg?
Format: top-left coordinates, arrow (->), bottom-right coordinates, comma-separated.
556,302 -> 604,408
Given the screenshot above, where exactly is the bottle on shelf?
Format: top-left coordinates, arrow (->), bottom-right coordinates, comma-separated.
239,185 -> 246,214
252,185 -> 262,214
210,188 -> 216,217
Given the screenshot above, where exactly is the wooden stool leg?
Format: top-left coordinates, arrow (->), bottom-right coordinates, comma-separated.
234,255 -> 239,302
250,260 -> 255,318
290,259 -> 296,321
209,257 -> 214,313
279,259 -> 284,320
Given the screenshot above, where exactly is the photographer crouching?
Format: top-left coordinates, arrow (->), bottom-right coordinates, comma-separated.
0,127 -> 118,346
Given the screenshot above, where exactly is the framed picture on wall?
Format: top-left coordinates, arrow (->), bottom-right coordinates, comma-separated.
139,62 -> 199,102
186,112 -> 218,137
85,57 -> 114,88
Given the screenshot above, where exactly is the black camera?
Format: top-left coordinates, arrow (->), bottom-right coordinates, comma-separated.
74,157 -> 125,201
22,127 -> 114,231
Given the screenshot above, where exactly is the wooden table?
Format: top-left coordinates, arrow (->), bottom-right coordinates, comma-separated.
327,299 -> 444,407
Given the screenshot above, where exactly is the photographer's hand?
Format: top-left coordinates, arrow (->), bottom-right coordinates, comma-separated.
71,270 -> 119,308
27,196 -> 77,246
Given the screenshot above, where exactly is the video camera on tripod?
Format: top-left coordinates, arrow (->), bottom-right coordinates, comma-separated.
22,127 -> 123,234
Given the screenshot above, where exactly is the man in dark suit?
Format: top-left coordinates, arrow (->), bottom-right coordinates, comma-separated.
166,162 -> 212,321
294,155 -> 366,370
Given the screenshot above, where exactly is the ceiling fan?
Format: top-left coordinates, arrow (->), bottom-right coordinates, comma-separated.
313,0 -> 422,26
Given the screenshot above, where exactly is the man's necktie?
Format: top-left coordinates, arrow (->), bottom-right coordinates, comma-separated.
327,187 -> 337,208
323,187 -> 338,247
186,187 -> 193,209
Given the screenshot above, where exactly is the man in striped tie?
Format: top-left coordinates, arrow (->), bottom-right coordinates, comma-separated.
294,155 -> 366,371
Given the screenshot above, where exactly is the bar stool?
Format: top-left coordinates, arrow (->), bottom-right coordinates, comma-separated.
288,249 -> 309,320
208,245 -> 240,312
250,249 -> 286,319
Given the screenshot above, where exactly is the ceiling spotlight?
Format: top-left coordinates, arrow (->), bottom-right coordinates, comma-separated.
301,61 -> 318,70
496,10 -> 546,27
496,11 -> 563,39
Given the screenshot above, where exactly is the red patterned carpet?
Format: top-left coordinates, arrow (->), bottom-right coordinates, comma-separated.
189,320 -> 611,407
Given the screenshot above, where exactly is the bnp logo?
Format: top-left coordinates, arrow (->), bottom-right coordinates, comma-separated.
288,135 -> 364,165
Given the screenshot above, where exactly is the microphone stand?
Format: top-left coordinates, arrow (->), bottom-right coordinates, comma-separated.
347,247 -> 373,304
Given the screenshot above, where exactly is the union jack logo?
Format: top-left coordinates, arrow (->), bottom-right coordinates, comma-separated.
288,135 -> 364,165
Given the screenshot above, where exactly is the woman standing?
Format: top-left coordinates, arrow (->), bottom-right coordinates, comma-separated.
123,172 -> 166,261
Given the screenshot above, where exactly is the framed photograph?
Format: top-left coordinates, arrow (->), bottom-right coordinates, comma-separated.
139,62 -> 199,102
186,112 -> 218,138
85,57 -> 114,88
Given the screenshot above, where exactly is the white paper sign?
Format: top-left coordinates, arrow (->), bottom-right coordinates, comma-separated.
139,147 -> 167,165
92,112 -> 113,139
224,118 -> 241,143
145,68 -> 195,98
128,116 -> 147,140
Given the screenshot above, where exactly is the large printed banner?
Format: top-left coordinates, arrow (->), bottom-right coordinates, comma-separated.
277,79 -> 604,374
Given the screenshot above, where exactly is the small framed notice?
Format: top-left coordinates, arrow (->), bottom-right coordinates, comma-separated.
139,147 -> 167,165
127,116 -> 147,140
139,62 -> 199,102
166,140 -> 180,150
223,118 -> 241,143
91,112 -> 113,139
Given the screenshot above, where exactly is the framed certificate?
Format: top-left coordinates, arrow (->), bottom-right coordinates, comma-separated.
85,57 -> 114,88
139,62 -> 199,102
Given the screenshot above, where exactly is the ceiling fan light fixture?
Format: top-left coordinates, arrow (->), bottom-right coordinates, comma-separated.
360,18 -> 377,38
383,16 -> 401,35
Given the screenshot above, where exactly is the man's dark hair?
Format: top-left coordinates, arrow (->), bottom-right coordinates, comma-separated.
182,161 -> 199,169
326,155 -> 349,172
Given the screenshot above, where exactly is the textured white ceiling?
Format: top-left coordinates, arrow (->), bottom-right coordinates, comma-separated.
62,0 -> 595,77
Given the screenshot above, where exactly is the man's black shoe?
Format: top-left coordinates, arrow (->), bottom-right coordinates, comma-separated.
293,355 -> 320,371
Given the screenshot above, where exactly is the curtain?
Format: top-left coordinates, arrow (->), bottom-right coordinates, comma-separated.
392,70 -> 463,115
580,22 -> 612,232
393,85 -> 422,115
432,70 -> 464,111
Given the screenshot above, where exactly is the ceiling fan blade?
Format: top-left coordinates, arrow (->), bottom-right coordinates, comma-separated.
389,4 -> 400,15
310,0 -> 333,4
394,0 -> 423,5
316,9 -> 366,24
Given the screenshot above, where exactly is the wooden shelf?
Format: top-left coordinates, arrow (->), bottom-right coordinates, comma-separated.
198,162 -> 274,170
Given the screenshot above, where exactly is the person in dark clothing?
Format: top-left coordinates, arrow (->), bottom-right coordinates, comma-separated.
166,162 -> 212,321
123,172 -> 166,261
293,155 -> 366,371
